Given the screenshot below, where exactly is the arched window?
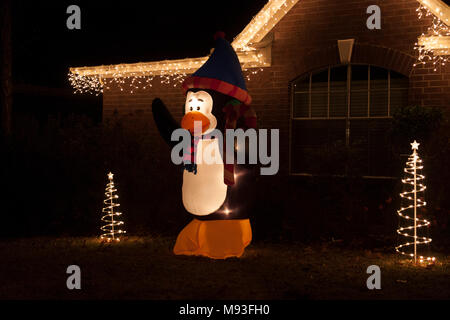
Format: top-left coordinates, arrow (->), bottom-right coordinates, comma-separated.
289,64 -> 408,177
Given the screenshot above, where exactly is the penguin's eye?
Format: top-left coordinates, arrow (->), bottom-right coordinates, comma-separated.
196,106 -> 200,111
189,107 -> 193,111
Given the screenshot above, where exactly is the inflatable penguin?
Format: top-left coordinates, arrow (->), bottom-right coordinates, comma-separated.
152,32 -> 257,259
152,32 -> 256,259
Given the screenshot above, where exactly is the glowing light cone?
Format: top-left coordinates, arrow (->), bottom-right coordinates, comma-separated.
395,141 -> 435,264
100,172 -> 126,241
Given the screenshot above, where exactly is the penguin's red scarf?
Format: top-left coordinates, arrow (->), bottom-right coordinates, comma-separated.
182,99 -> 257,186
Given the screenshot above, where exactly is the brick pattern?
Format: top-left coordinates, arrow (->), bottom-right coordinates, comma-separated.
103,0 -> 450,175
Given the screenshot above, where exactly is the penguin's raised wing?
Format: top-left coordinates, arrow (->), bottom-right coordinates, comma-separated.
151,98 -> 181,148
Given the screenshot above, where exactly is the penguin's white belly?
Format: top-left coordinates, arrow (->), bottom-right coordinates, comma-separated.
182,139 -> 227,216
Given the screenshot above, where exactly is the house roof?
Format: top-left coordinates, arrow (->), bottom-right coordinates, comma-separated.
419,0 -> 450,23
69,0 -> 449,93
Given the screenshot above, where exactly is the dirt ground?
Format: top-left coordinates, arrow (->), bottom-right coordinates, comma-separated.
0,237 -> 448,300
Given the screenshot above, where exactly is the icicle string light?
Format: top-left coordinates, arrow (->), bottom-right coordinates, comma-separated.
101,172 -> 126,242
68,68 -> 266,95
69,50 -> 268,94
414,4 -> 450,72
395,141 -> 435,264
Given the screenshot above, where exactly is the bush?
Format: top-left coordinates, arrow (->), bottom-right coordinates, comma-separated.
391,105 -> 443,154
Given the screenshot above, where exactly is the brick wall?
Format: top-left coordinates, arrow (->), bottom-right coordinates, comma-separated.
103,0 -> 450,176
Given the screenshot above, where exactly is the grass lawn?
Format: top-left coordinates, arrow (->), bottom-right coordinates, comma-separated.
0,237 -> 448,300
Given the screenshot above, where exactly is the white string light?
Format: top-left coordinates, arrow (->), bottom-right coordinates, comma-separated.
68,67 -> 266,95
100,172 -> 126,242
395,141 -> 435,264
414,4 -> 450,72
232,0 -> 299,51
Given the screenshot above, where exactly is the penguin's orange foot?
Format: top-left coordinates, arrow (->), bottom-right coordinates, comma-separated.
173,219 -> 252,259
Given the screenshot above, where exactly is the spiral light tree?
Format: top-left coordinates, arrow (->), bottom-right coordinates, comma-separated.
100,172 -> 126,242
396,141 -> 435,264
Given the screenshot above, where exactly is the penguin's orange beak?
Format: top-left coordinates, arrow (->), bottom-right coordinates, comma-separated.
181,111 -> 211,134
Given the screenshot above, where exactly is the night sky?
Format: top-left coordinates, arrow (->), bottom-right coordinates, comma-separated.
11,0 -> 267,89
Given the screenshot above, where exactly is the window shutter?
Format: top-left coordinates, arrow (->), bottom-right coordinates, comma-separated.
350,65 -> 369,117
370,66 -> 389,116
293,92 -> 309,118
311,70 -> 328,117
330,66 -> 347,117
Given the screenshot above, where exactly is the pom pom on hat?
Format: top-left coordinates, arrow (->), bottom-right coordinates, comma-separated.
214,31 -> 226,40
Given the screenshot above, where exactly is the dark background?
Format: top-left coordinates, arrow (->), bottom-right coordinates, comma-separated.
12,0 -> 267,87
